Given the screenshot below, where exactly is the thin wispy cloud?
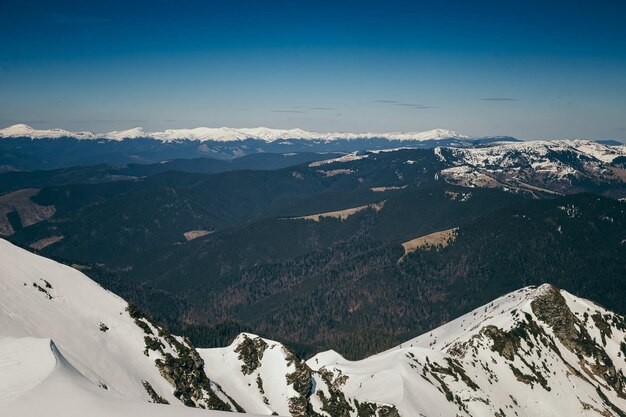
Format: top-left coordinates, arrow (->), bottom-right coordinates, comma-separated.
291,106 -> 333,110
374,100 -> 437,109
272,110 -> 307,113
479,97 -> 518,101
395,103 -> 437,109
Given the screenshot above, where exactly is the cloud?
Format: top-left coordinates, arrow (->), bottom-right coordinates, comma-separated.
479,97 -> 518,101
374,100 -> 437,109
395,103 -> 437,109
272,110 -> 307,113
291,106 -> 333,110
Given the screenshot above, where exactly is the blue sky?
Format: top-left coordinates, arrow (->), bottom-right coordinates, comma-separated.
1,0 -> 625,140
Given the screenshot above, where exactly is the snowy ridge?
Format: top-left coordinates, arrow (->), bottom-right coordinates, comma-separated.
200,332 -> 401,417
0,124 -> 470,142
306,284 -> 626,417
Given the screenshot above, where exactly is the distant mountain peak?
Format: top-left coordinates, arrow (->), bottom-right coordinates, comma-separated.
6,123 -> 34,131
104,127 -> 147,140
416,128 -> 467,139
0,124 -> 97,139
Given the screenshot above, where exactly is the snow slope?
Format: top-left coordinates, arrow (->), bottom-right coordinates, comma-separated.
0,124 -> 470,142
0,337 -> 252,417
200,333 -> 303,416
0,238 -> 241,414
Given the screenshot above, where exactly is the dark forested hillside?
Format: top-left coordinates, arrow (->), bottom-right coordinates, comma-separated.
74,193 -> 626,359
5,148 -> 449,261
0,152 -> 343,193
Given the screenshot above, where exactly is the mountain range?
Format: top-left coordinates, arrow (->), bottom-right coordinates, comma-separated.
0,124 -> 472,142
0,124 -> 517,170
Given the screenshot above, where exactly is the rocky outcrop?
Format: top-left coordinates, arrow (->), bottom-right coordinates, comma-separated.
532,284 -> 626,398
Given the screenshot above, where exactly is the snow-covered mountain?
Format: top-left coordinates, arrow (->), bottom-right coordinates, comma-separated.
0,124 -> 470,143
3,237 -> 626,416
0,124 -> 99,140
309,284 -> 626,417
199,285 -> 626,417
436,139 -> 626,196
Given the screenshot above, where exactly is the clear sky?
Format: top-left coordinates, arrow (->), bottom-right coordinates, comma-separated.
1,0 -> 625,140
